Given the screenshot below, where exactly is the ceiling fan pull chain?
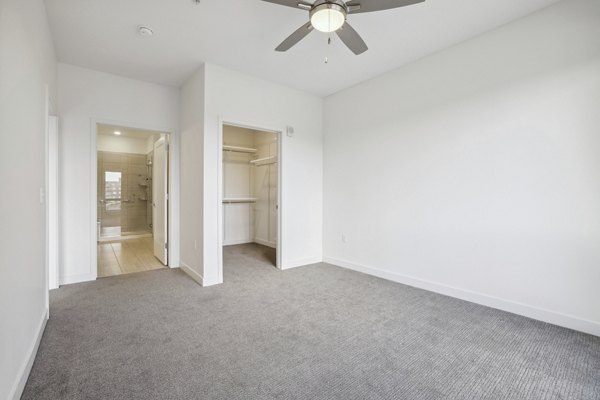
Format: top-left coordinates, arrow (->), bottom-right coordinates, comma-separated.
325,34 -> 332,64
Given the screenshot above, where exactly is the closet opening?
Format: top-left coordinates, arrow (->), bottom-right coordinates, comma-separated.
220,124 -> 281,278
95,123 -> 170,278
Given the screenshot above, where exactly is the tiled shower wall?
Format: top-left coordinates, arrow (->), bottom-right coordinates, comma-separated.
98,151 -> 151,234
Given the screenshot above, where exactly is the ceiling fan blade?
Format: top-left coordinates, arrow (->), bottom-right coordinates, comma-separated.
275,22 -> 314,52
346,0 -> 425,14
261,0 -> 313,10
336,23 -> 368,55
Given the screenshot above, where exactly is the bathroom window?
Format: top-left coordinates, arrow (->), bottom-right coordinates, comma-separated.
105,171 -> 122,211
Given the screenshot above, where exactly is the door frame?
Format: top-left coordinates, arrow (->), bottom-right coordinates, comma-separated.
47,115 -> 59,291
90,119 -> 180,280
152,135 -> 169,264
45,86 -> 58,298
217,119 -> 283,278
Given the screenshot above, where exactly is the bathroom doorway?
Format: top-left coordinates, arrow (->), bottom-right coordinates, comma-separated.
96,124 -> 169,277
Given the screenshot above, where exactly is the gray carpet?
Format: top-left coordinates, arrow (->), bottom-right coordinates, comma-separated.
22,243 -> 600,399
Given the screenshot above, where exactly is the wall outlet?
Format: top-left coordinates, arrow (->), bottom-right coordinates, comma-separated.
342,233 -> 348,243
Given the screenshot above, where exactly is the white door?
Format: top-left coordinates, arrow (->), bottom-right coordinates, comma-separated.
153,137 -> 168,264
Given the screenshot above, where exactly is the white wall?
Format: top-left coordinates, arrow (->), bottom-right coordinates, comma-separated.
223,126 -> 256,245
180,64 -> 323,285
58,63 -> 179,284
323,0 -> 600,336
97,135 -> 149,154
205,64 -> 323,284
179,66 -> 205,284
0,1 -> 56,398
146,134 -> 159,154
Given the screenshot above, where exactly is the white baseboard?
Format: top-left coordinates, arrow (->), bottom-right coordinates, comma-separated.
223,239 -> 277,249
9,308 -> 48,400
324,257 -> 600,337
281,255 -> 322,270
201,276 -> 223,287
223,239 -> 253,246
253,238 -> 276,249
60,272 -> 95,286
180,262 -> 222,287
180,261 -> 203,286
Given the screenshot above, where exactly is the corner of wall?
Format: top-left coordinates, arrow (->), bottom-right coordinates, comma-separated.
9,308 -> 48,400
179,64 -> 207,284
180,261 -> 203,286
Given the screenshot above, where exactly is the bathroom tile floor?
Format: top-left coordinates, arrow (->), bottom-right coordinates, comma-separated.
98,237 -> 166,278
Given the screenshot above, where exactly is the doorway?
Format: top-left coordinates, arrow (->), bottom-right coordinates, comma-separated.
96,124 -> 169,277
220,124 -> 281,277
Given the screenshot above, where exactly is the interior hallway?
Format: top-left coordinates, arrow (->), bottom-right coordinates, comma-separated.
23,246 -> 600,399
98,237 -> 165,277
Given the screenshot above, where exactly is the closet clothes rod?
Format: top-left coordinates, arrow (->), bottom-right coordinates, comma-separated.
222,198 -> 257,204
222,145 -> 257,154
249,156 -> 277,166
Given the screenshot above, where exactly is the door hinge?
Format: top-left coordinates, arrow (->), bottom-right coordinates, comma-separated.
165,242 -> 168,249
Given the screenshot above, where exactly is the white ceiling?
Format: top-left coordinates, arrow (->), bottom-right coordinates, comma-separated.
97,124 -> 162,140
45,0 -> 560,97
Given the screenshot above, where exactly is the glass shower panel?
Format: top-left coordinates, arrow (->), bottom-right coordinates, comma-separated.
100,170 -> 123,237
105,171 -> 122,211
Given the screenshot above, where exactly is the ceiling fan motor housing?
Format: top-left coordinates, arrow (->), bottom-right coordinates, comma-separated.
311,0 -> 349,9
310,1 -> 348,32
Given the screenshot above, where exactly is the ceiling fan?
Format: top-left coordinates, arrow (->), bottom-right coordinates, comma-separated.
262,0 -> 425,55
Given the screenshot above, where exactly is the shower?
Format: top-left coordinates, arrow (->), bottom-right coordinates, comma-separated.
96,134 -> 158,240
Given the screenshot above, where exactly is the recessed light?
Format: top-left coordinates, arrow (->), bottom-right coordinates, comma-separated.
114,131 -> 121,135
138,26 -> 153,37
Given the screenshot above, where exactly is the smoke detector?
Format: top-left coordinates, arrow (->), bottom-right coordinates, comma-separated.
138,26 -> 154,37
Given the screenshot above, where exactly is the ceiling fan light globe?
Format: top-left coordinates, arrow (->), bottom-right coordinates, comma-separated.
310,4 -> 346,33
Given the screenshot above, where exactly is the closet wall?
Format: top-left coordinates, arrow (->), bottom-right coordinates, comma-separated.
223,125 -> 277,248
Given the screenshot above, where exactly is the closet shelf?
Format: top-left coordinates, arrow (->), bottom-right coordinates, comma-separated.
222,198 -> 257,204
249,156 -> 277,166
223,145 -> 257,154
